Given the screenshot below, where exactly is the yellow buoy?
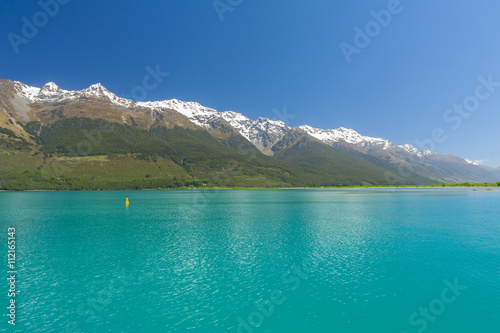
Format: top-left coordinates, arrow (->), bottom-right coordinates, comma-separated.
125,198 -> 129,205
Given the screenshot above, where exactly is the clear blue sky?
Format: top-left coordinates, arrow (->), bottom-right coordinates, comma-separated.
1,0 -> 500,166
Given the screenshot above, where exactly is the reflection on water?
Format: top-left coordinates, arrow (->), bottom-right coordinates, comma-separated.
0,189 -> 499,332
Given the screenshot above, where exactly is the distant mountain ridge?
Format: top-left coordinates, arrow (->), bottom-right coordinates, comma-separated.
1,78 -> 498,188
10,80 -> 431,154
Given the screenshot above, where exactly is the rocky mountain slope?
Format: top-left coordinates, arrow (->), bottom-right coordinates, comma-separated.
1,78 -> 498,188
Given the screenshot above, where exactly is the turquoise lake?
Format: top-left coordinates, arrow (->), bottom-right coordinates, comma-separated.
1,189 -> 499,332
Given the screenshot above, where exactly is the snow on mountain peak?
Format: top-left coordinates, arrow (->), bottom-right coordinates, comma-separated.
219,113 -> 290,153
422,149 -> 435,156
80,83 -> 133,107
298,125 -> 441,157
398,144 -> 423,156
10,79 -> 439,158
36,82 -> 72,101
299,125 -> 392,149
137,99 -> 219,127
465,159 -> 482,166
14,81 -> 41,100
256,117 -> 287,128
41,82 -> 61,92
85,83 -> 106,93
135,99 -> 290,151
13,81 -> 134,107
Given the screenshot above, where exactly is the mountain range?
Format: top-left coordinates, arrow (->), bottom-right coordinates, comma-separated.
1,78 -> 499,190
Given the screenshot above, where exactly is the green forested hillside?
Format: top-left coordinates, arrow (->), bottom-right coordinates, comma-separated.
275,138 -> 436,186
0,117 -> 435,190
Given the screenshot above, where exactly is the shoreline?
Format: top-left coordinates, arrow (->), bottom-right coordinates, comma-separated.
1,185 -> 499,193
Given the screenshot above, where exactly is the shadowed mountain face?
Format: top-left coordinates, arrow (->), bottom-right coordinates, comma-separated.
0,78 -> 498,189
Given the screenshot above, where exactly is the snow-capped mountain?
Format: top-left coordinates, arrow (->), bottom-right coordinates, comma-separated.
132,93 -> 432,157
465,159 -> 483,166
138,99 -> 292,154
5,80 -> 488,169
11,81 -> 410,155
297,125 -> 439,159
15,81 -> 134,107
220,113 -> 291,154
2,78 -> 499,184
10,80 -> 434,157
137,99 -> 220,128
299,125 -> 394,149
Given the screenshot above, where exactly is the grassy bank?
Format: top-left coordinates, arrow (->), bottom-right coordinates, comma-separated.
1,177 -> 499,192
